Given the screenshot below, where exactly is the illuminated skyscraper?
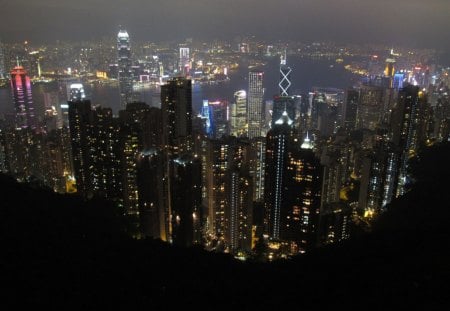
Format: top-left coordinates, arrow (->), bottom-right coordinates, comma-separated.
279,51 -> 292,97
117,29 -> 133,108
10,65 -> 35,129
0,40 -> 5,79
179,47 -> 190,76
264,111 -> 294,240
272,96 -> 296,128
69,83 -> 86,102
230,90 -> 247,137
161,77 -> 193,154
247,71 -> 264,139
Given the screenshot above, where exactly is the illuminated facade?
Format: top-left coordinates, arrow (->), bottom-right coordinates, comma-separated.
264,111 -> 293,240
0,40 -> 5,79
117,29 -> 134,108
179,47 -> 190,76
279,51 -> 292,97
272,96 -> 296,128
247,71 -> 264,139
230,90 -> 247,137
10,66 -> 35,129
69,83 -> 86,102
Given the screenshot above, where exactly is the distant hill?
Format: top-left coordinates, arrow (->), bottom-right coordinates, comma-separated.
1,143 -> 450,309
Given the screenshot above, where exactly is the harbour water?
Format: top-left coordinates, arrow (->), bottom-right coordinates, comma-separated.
0,55 -> 360,118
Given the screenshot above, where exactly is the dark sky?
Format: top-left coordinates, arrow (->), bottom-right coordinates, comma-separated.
0,0 -> 449,50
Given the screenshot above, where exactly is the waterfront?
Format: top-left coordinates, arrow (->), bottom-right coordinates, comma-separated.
0,55 -> 360,118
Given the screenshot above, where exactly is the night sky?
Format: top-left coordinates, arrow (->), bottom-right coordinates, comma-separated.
0,0 -> 449,51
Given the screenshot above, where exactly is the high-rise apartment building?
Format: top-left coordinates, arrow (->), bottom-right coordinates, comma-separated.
161,77 -> 193,154
10,65 -> 35,129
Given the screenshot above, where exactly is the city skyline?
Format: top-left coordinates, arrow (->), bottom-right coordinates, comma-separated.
0,0 -> 449,54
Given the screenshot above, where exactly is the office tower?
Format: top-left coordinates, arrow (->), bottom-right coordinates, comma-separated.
230,90 -> 247,137
68,100 -> 93,198
342,89 -> 359,131
137,149 -> 168,240
265,111 -> 322,253
272,96 -> 296,128
200,100 -> 213,137
356,84 -> 385,130
286,135 -> 323,253
10,65 -> 35,129
384,58 -> 395,78
161,77 -> 192,154
279,51 -> 292,96
390,85 -> 424,196
170,154 -> 203,247
209,100 -> 229,139
117,29 -> 133,107
264,111 -> 294,241
247,71 -> 264,138
179,47 -> 190,76
69,83 -> 86,101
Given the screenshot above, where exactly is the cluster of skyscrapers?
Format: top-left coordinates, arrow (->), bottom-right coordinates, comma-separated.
1,32 -> 449,259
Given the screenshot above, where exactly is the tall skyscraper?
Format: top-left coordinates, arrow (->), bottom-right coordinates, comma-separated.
161,77 -> 193,154
68,100 -> 93,198
342,88 -> 359,131
179,47 -> 190,76
265,110 -> 322,253
0,40 -> 5,79
279,51 -> 292,97
264,111 -> 293,241
247,71 -> 264,139
10,65 -> 35,129
230,90 -> 247,137
391,85 -> 422,196
117,29 -> 133,108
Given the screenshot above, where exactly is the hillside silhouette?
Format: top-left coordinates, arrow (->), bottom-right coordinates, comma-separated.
1,143 -> 450,309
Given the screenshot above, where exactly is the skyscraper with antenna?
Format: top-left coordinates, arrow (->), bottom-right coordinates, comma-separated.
117,28 -> 134,108
0,40 -> 5,79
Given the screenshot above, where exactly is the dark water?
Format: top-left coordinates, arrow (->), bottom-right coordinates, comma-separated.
0,56 -> 359,117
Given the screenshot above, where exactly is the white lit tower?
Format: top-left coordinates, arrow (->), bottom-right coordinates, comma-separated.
247,71 -> 264,139
117,28 -> 133,108
279,50 -> 292,97
0,40 -> 5,79
179,47 -> 190,76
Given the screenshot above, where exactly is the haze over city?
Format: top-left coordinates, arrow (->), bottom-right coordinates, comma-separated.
1,0 -> 450,309
1,0 -> 450,52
